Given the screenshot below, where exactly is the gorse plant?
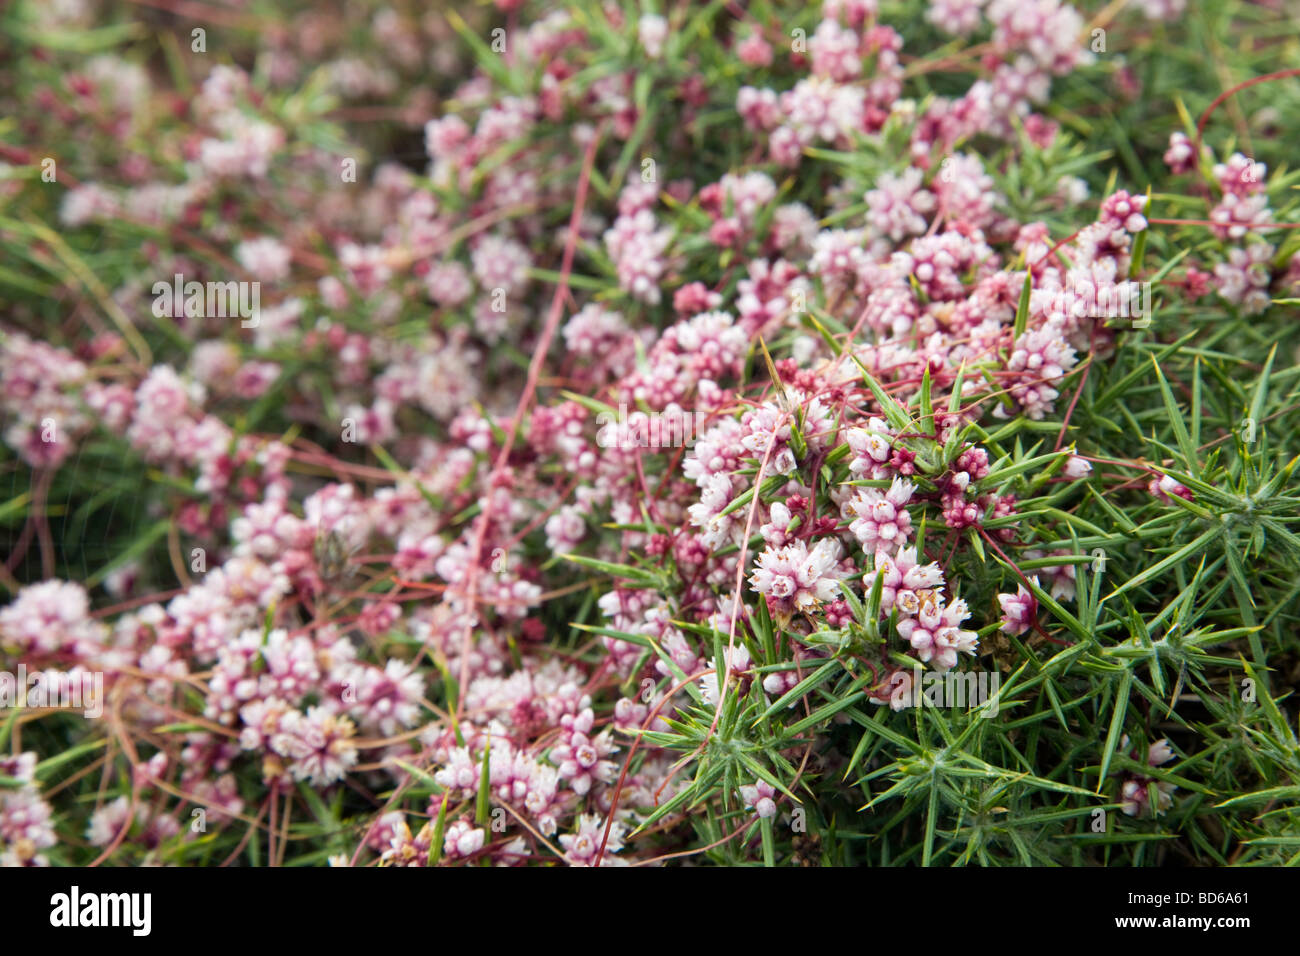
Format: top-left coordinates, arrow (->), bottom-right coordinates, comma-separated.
0,0 -> 1299,868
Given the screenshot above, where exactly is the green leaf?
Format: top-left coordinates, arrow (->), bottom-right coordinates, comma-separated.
1013,270 -> 1032,339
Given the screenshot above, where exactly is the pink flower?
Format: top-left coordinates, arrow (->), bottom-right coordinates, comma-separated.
846,476 -> 915,550
987,0 -> 1092,75
1209,193 -> 1272,242
232,360 -> 279,399
673,281 -> 724,315
866,168 -> 935,242
780,77 -> 866,146
1023,549 -> 1077,601
265,706 -> 359,786
701,643 -> 753,705
1063,454 -> 1092,479
927,0 -> 986,35
339,242 -> 392,295
544,505 -> 587,554
1119,736 -> 1177,816
719,171 -> 777,232
1099,191 -> 1148,233
1005,324 -> 1077,420
810,19 -> 862,82
897,592 -> 979,671
737,32 -> 774,67
425,261 -> 473,307
862,546 -> 945,615
1163,131 -> 1196,174
560,813 -> 626,866
638,14 -> 668,59
1213,243 -> 1273,314
470,233 -> 530,296
0,753 -> 57,865
824,0 -> 878,28
443,819 -> 486,859
603,210 -> 671,304
739,402 -> 796,474
760,501 -> 797,549
1148,473 -> 1194,503
845,418 -> 896,478
750,538 -> 845,620
997,580 -> 1039,636
549,707 -> 618,795
1135,0 -> 1185,20
344,658 -> 426,736
1213,152 -> 1266,197
0,580 -> 107,655
382,819 -> 432,866
235,236 -> 292,281
740,780 -> 777,819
